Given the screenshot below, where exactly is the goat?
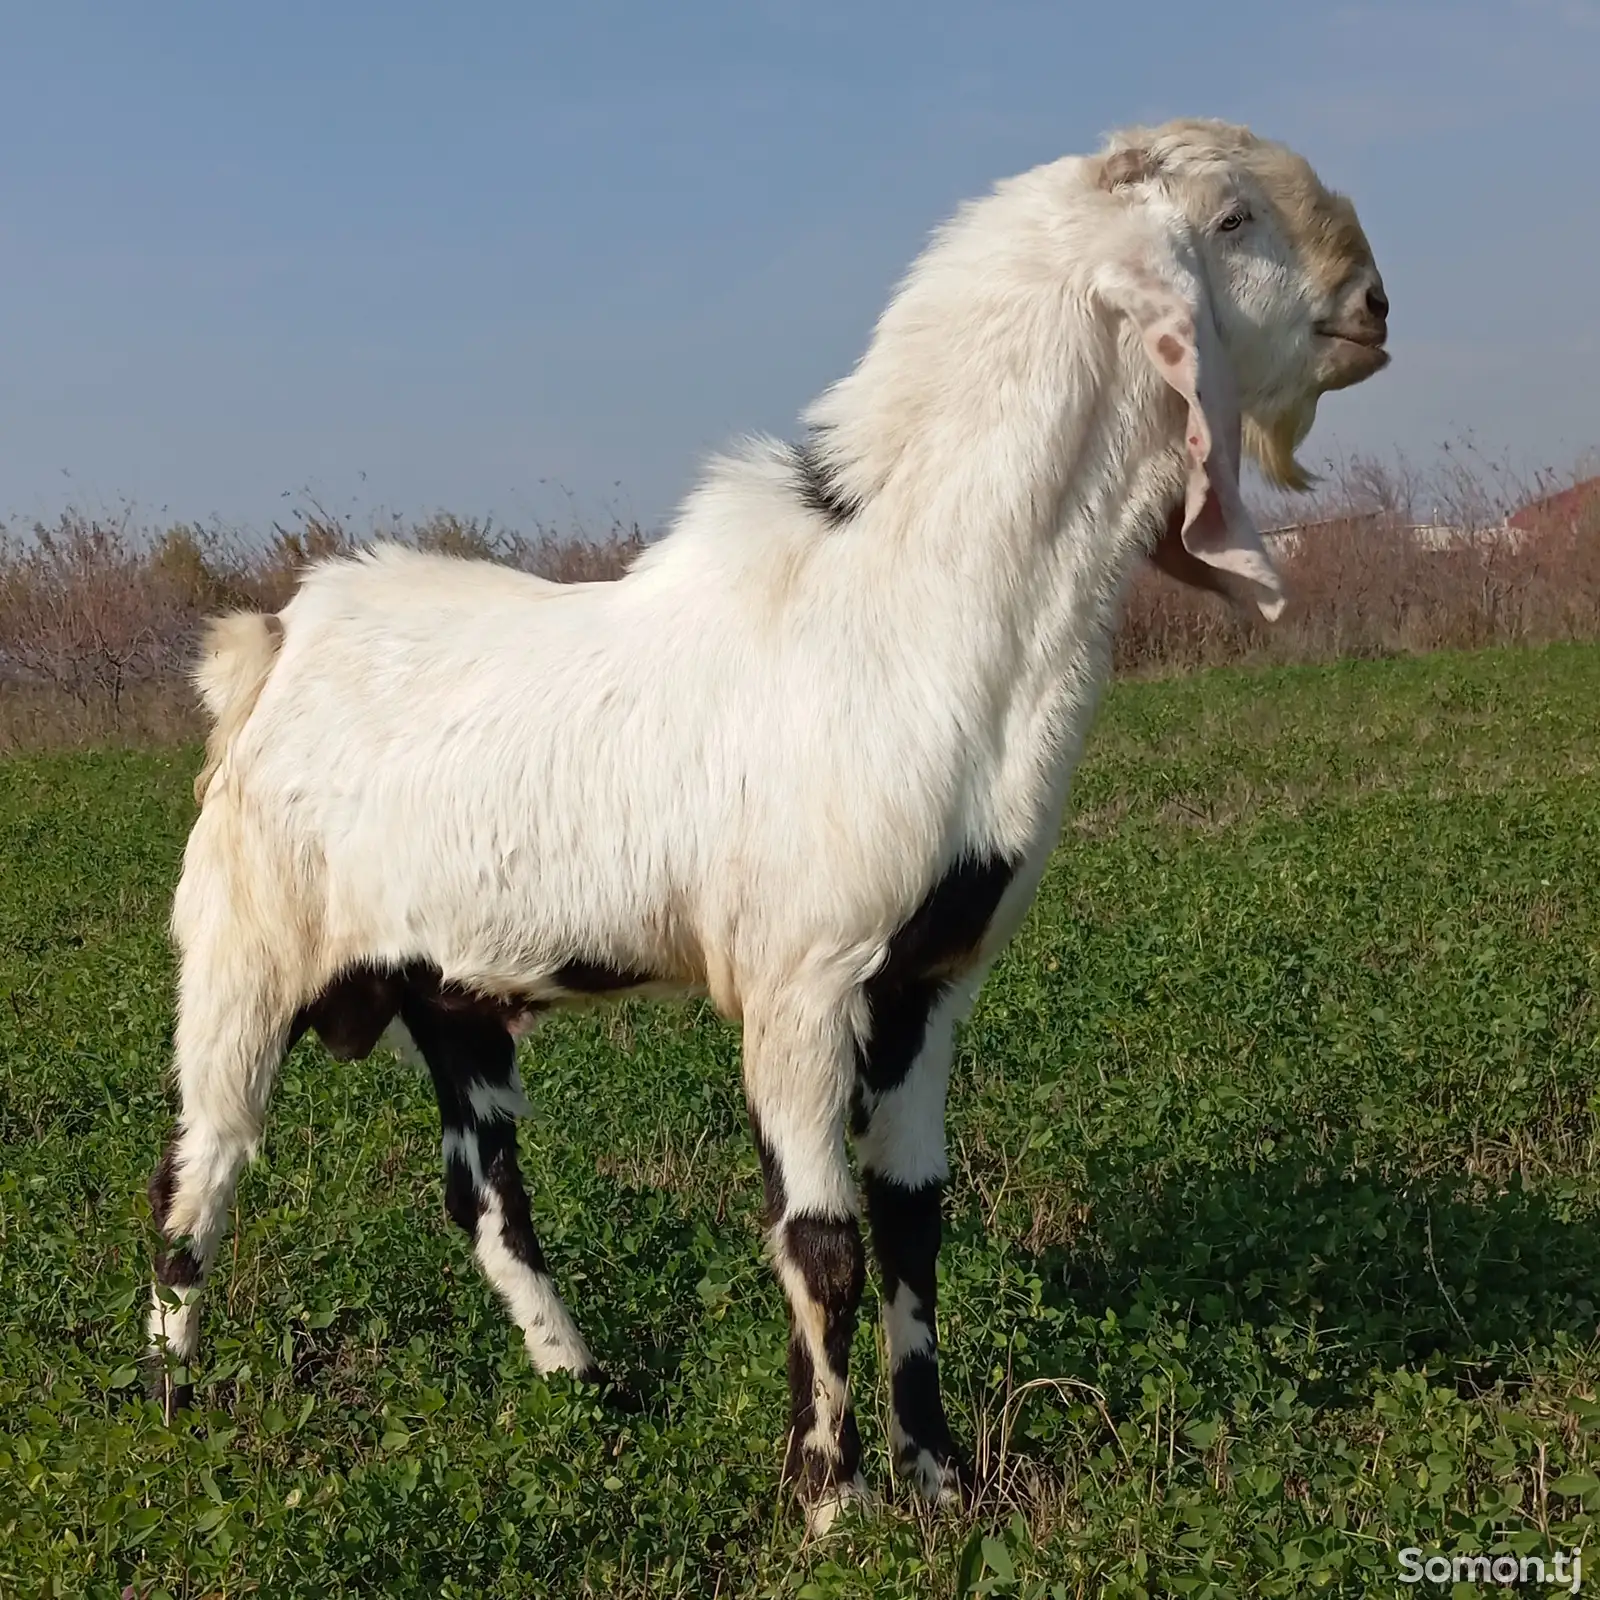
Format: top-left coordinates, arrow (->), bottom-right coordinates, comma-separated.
145,116 -> 1390,1528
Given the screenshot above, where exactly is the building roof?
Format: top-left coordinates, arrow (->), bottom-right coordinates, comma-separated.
1507,475 -> 1600,532
1259,475 -> 1600,548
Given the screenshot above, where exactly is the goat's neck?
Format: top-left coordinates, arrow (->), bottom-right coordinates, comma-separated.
935,454 -> 1172,851
823,344 -> 1178,850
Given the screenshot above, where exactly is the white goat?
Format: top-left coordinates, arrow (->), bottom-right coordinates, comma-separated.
146,117 -> 1390,1526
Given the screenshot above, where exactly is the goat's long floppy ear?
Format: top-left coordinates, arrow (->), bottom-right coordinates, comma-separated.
1098,254 -> 1286,622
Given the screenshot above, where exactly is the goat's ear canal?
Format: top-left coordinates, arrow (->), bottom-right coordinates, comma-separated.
1100,263 -> 1287,622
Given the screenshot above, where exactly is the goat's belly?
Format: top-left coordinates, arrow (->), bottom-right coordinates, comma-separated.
295,956 -> 702,1067
312,812 -> 709,1005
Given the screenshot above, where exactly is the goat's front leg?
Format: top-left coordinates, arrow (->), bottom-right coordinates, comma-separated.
744,993 -> 867,1533
854,979 -> 969,1504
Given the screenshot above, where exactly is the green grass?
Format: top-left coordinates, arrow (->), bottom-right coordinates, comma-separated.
2,643 -> 1598,1598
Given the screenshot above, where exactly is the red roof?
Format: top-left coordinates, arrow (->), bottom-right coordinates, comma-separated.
1508,475 -> 1600,532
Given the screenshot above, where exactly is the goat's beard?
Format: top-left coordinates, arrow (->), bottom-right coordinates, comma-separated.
1242,395 -> 1320,493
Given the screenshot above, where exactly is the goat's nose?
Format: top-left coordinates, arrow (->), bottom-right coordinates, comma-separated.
1365,285 -> 1389,320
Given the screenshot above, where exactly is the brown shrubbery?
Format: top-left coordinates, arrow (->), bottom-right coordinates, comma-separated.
0,510 -> 647,750
2,453 -> 1596,751
1113,452 -> 1600,674
1113,510 -> 1600,674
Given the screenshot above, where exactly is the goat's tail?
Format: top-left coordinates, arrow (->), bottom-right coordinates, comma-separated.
191,611 -> 284,805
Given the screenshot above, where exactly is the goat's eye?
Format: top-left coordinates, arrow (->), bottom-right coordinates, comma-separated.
1218,208 -> 1250,233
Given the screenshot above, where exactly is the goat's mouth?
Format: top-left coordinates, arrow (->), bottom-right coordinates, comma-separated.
1314,321 -> 1390,388
1315,319 -> 1386,350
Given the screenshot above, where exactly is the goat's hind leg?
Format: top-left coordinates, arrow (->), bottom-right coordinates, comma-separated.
145,963 -> 296,1422
398,991 -> 601,1385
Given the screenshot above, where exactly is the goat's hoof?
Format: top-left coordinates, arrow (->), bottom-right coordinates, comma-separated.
575,1364 -> 645,1415
141,1356 -> 195,1425
785,1441 -> 873,1537
802,1472 -> 872,1538
898,1445 -> 971,1509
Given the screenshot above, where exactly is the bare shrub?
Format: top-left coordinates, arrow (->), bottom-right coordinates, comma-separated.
0,515 -> 209,747
1114,450 -> 1600,675
0,505 -> 646,752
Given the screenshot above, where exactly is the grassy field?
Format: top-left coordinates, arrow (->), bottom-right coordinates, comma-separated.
2,643 -> 1598,1598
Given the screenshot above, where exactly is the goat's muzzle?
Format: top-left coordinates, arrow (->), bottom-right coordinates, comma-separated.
1313,317 -> 1389,390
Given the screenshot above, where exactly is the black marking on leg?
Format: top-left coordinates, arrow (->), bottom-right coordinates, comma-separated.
402,986 -> 524,1246
150,1141 -> 202,1290
480,1135 -> 550,1277
792,433 -> 861,527
780,1321 -> 865,1496
148,1141 -> 179,1232
147,1137 -> 200,1421
848,1081 -> 872,1139
403,986 -> 564,1335
857,853 -> 1018,1094
747,1109 -> 787,1228
826,1396 -> 864,1496
889,1349 -> 959,1465
783,1214 -> 866,1375
399,985 -> 516,1128
857,977 -> 944,1095
864,1172 -> 962,1472
779,1212 -> 866,1494
863,1173 -> 943,1305
155,1246 -> 202,1290
880,853 -> 1018,986
783,1328 -> 817,1484
442,1146 -> 481,1237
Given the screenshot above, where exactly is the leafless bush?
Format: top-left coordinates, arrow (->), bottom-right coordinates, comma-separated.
0,504 -> 646,751
1114,448 -> 1600,675
1,449 -> 1595,752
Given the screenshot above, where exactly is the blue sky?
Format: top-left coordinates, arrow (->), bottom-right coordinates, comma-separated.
2,1 -> 1596,535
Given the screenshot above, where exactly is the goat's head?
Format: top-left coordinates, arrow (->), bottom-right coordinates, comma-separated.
1087,118 -> 1389,617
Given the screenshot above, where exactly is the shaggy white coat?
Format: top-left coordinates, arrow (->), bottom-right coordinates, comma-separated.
153,120 -> 1389,1520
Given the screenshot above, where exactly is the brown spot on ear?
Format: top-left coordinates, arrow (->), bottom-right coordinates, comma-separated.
1096,146 -> 1159,191
1156,334 -> 1183,365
